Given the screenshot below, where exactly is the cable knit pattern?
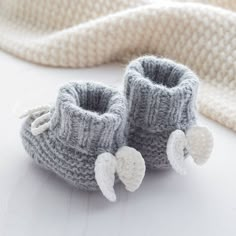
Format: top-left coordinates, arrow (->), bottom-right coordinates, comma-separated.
0,0 -> 236,131
124,56 -> 199,169
21,82 -> 127,191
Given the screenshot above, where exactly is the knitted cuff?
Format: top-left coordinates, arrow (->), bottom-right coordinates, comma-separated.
50,82 -> 127,153
124,56 -> 199,132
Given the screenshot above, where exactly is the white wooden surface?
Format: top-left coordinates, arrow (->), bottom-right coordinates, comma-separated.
0,51 -> 236,236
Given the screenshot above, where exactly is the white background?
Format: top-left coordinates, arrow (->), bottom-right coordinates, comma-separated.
0,51 -> 235,236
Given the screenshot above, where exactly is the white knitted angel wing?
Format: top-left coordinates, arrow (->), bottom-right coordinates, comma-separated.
167,126 -> 213,174
166,130 -> 187,175
186,126 -> 214,165
94,153 -> 117,202
115,146 -> 146,192
95,147 -> 145,201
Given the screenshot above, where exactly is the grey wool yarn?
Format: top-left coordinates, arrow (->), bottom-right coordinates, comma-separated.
124,56 -> 200,170
20,82 -> 127,191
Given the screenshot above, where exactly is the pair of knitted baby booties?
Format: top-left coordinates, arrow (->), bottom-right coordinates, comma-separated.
20,56 -> 213,202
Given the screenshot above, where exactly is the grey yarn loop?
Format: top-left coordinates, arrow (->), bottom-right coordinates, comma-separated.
124,56 -> 199,169
21,82 -> 127,190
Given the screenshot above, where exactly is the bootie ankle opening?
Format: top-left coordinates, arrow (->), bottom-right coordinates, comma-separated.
124,56 -> 199,132
67,83 -> 111,115
141,57 -> 186,88
50,82 -> 127,152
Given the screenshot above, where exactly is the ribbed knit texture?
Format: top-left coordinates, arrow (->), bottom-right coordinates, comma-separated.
0,0 -> 236,132
124,56 -> 199,169
21,82 -> 127,190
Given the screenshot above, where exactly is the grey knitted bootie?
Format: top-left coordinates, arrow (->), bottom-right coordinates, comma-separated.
20,82 -> 145,202
124,56 -> 213,174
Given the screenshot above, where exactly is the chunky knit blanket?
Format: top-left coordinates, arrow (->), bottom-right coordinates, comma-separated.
0,0 -> 236,131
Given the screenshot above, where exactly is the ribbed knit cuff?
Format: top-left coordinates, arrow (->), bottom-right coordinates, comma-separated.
50,82 -> 127,153
124,56 -> 199,132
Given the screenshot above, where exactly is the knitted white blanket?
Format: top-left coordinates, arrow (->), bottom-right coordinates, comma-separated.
0,0 -> 236,131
